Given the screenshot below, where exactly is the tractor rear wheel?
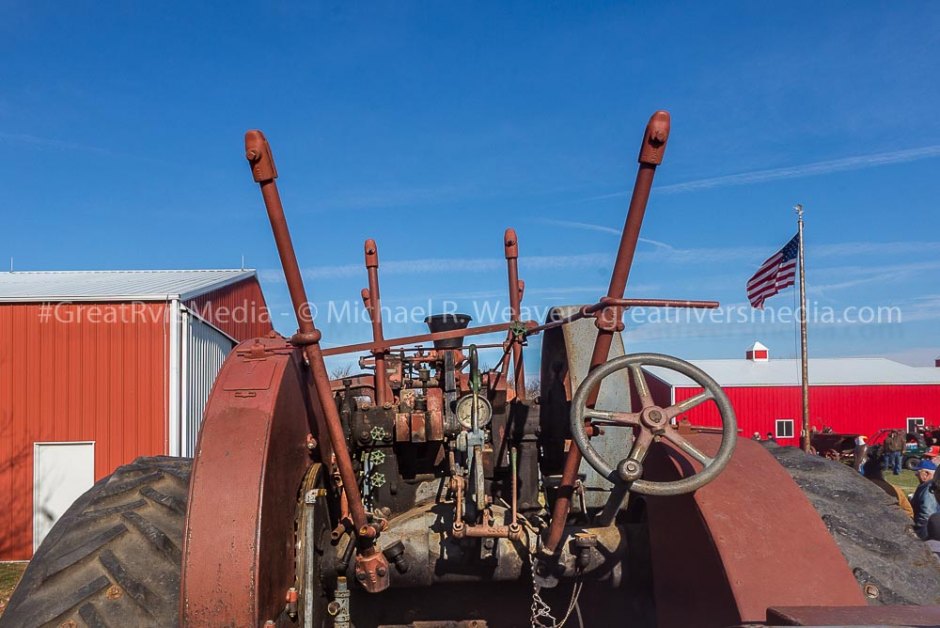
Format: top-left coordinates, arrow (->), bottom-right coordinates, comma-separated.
1,456 -> 191,628
766,443 -> 940,605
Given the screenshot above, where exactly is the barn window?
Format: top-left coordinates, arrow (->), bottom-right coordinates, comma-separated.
775,419 -> 794,439
907,417 -> 925,434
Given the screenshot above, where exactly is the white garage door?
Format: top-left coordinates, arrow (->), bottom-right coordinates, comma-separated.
33,442 -> 95,551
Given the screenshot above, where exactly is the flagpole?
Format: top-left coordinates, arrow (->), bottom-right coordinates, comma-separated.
796,204 -> 810,452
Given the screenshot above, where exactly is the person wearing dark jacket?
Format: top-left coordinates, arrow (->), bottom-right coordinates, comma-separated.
927,514 -> 940,562
883,429 -> 904,476
912,460 -> 938,540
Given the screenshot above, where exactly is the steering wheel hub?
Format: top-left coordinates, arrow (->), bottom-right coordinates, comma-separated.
640,406 -> 667,429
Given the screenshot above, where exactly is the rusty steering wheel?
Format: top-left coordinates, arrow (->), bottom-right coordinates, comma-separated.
570,353 -> 737,496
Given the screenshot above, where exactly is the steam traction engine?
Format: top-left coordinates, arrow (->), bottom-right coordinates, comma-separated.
6,112 -> 938,628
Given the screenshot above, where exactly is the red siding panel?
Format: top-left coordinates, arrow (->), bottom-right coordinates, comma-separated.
0,302 -> 169,560
185,277 -> 272,341
671,384 -> 940,447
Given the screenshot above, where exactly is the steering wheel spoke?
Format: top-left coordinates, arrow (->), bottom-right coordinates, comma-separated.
627,428 -> 654,463
663,428 -> 715,467
629,364 -> 655,409
584,408 -> 641,427
664,390 -> 714,420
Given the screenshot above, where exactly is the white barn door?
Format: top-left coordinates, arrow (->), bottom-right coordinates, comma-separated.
33,442 -> 95,550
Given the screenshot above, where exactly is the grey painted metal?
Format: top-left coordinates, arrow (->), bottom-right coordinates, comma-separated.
0,269 -> 255,302
571,353 -> 737,496
180,309 -> 235,456
552,306 -> 634,509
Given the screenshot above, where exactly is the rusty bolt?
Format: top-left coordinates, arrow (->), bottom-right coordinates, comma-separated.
649,409 -> 663,422
327,601 -> 341,616
106,585 -> 123,600
246,149 -> 259,161
356,571 -> 367,581
863,583 -> 880,599
376,566 -> 387,577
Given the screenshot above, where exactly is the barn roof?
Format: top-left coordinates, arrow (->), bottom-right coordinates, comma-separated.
644,357 -> 940,388
0,269 -> 257,302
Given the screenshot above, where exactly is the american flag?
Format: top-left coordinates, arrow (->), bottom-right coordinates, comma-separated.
747,233 -> 800,309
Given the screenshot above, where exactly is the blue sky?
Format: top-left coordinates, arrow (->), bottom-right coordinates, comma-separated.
2,2 -> 939,371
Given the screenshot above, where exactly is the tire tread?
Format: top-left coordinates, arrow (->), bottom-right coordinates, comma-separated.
0,456 -> 191,628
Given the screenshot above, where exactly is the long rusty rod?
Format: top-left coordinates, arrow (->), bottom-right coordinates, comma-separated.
504,228 -> 526,400
525,298 -> 719,336
244,130 -> 376,553
543,111 -> 671,555
363,239 -> 389,407
321,320 -> 535,356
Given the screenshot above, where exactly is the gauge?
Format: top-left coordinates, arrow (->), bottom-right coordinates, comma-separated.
455,394 -> 493,430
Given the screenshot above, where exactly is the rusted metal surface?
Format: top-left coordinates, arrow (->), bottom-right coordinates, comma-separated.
503,228 -> 526,400
643,435 -> 866,627
765,605 -> 940,626
245,130 -> 388,589
544,110 -> 672,555
321,320 -> 536,356
364,239 -> 390,407
181,335 -> 312,624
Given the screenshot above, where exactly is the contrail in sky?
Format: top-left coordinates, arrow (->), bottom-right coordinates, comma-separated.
538,219 -> 674,249
585,144 -> 940,199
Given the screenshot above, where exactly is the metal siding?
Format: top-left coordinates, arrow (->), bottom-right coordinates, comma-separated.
0,302 -> 169,560
185,277 -> 272,342
0,269 -> 254,302
671,384 -> 940,447
181,312 -> 235,457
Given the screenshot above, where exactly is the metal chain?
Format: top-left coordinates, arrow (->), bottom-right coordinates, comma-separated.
529,550 -> 584,627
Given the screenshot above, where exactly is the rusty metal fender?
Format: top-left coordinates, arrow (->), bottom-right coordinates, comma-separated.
181,335 -> 315,626
643,435 -> 867,628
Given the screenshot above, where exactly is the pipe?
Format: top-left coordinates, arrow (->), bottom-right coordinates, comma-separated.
364,239 -> 389,406
244,131 -> 388,586
543,111 -> 671,555
321,320 -> 536,356
504,228 -> 526,400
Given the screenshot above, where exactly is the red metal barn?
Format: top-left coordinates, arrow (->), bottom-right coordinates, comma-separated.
0,270 -> 272,560
643,342 -> 940,447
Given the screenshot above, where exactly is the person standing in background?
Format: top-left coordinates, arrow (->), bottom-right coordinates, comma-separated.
854,434 -> 868,473
912,460 -> 938,540
883,429 -> 904,476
